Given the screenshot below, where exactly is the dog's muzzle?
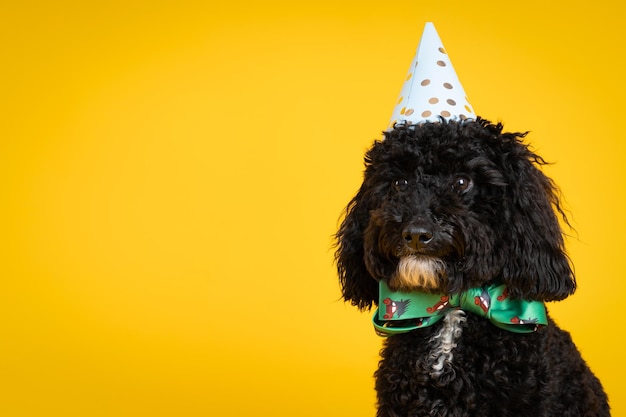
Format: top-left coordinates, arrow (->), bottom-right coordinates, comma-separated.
402,225 -> 434,251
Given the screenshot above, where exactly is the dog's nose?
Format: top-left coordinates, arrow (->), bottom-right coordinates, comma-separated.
402,226 -> 434,250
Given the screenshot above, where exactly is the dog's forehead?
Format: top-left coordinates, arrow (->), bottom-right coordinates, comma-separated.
373,138 -> 475,175
370,121 -> 513,177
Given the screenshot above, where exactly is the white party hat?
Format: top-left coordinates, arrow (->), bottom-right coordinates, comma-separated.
388,22 -> 476,129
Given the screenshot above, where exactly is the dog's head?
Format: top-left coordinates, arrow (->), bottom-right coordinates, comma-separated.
335,118 -> 575,310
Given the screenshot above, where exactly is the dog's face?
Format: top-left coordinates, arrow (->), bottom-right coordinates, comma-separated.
336,119 -> 575,310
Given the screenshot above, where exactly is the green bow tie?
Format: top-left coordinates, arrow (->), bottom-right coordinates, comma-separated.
373,280 -> 547,337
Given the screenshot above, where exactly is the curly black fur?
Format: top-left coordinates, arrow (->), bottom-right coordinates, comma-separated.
335,119 -> 609,416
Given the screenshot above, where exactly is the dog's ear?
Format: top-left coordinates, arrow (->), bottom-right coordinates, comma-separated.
335,187 -> 379,311
500,140 -> 576,301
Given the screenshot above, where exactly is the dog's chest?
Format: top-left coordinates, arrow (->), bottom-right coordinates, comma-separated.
426,309 -> 466,378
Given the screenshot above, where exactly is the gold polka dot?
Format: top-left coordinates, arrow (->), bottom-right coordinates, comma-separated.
428,97 -> 439,104
421,110 -> 432,117
447,99 -> 456,106
438,47 -> 446,54
441,110 -> 451,117
406,72 -> 413,81
400,107 -> 406,115
436,60 -> 446,67
405,109 -> 414,116
464,105 -> 472,113
443,83 -> 453,89
397,96 -> 404,104
421,79 -> 430,86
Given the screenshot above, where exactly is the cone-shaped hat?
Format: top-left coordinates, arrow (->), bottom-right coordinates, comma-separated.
388,22 -> 476,129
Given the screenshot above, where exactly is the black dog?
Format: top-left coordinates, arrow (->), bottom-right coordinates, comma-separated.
335,118 -> 609,416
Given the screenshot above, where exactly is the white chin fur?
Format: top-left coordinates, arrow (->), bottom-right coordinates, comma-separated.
390,256 -> 446,292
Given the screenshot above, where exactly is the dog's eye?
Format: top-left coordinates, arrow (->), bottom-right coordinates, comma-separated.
453,176 -> 473,194
393,179 -> 409,190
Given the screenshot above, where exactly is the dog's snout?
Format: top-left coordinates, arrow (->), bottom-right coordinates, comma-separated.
402,226 -> 434,250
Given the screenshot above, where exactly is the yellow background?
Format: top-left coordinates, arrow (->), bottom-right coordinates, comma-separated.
2,1 -> 625,415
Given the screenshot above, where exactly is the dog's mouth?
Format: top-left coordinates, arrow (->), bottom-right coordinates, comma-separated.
364,215 -> 464,293
387,254 -> 448,293
384,222 -> 463,293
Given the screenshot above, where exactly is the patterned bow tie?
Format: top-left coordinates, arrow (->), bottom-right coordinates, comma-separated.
373,280 -> 547,337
